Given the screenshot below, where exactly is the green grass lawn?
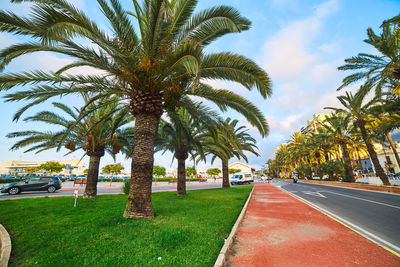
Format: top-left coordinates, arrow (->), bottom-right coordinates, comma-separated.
0,186 -> 252,266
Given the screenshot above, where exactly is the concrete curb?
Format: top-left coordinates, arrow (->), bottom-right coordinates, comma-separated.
0,224 -> 11,267
214,186 -> 255,267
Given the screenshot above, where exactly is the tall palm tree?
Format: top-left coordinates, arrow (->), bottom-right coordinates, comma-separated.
321,113 -> 355,182
311,128 -> 334,162
337,20 -> 400,96
371,97 -> 400,170
0,0 -> 271,218
200,118 -> 258,188
326,89 -> 390,185
6,97 -> 133,197
273,144 -> 292,177
287,132 -> 310,170
156,105 -> 218,195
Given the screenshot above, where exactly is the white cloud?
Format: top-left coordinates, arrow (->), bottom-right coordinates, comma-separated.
260,0 -> 338,82
251,0 -> 344,164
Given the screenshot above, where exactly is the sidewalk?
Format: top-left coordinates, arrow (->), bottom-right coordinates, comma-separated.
226,184 -> 400,267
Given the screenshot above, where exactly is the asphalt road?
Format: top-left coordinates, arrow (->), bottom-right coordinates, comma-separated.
0,183 -> 227,200
275,180 -> 400,255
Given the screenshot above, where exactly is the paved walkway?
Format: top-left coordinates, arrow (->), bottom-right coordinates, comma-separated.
226,184 -> 400,267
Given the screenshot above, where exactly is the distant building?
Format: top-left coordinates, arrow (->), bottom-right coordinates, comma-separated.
301,113 -> 331,134
353,143 -> 400,174
228,162 -> 255,175
0,160 -> 85,175
354,157 -> 374,173
375,143 -> 400,174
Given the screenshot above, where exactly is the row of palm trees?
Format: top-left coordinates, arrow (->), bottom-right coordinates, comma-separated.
268,15 -> 400,186
8,94 -> 259,196
0,0 -> 271,219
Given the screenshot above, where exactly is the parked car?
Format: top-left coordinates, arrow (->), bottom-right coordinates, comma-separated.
230,173 -> 254,185
0,176 -> 62,195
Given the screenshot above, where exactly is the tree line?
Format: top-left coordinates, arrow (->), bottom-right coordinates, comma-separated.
268,15 -> 400,186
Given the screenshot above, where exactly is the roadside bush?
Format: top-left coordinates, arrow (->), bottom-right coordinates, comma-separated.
296,164 -> 312,179
98,178 -> 125,182
320,160 -> 343,181
152,177 -> 202,182
122,180 -> 130,195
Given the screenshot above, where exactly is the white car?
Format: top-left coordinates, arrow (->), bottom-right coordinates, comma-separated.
230,173 -> 253,185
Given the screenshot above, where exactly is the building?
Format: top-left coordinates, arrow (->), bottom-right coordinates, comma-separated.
301,113 -> 331,134
353,143 -> 400,175
0,160 -> 85,175
375,143 -> 400,174
228,162 -> 255,176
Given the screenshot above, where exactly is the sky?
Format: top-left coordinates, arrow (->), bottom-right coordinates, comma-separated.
0,0 -> 399,174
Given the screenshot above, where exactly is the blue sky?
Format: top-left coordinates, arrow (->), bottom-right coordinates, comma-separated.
0,0 -> 399,173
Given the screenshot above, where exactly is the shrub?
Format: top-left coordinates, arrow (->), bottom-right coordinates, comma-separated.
122,180 -> 130,195
296,164 -> 312,178
320,160 -> 344,181
98,178 -> 125,182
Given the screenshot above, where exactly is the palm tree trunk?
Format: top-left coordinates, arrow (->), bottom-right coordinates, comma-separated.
124,113 -> 159,219
83,155 -> 101,198
222,159 -> 230,188
340,142 -> 355,183
357,120 -> 390,185
177,158 -> 186,196
387,132 -> 400,170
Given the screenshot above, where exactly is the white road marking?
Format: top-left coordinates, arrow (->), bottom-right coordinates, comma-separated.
280,187 -> 400,254
302,191 -> 326,198
320,191 -> 400,210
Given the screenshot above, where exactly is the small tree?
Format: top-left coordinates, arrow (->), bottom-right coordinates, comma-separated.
24,167 -> 37,173
186,166 -> 197,177
83,169 -> 89,175
102,164 -> 124,186
153,166 -> 166,177
37,161 -> 66,174
229,168 -> 241,174
206,168 -> 221,176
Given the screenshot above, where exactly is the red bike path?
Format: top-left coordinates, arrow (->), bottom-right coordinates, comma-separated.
226,183 -> 400,267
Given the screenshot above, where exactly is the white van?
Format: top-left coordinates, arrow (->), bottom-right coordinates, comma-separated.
230,173 -> 253,185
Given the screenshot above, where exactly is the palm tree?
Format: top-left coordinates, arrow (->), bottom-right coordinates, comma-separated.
321,113 -> 355,182
326,89 -> 390,185
287,132 -> 311,172
311,128 -> 334,162
0,0 -> 271,219
370,97 -> 400,170
200,118 -> 258,188
273,144 -> 292,177
337,20 -> 400,96
156,105 -> 218,195
6,96 -> 133,197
